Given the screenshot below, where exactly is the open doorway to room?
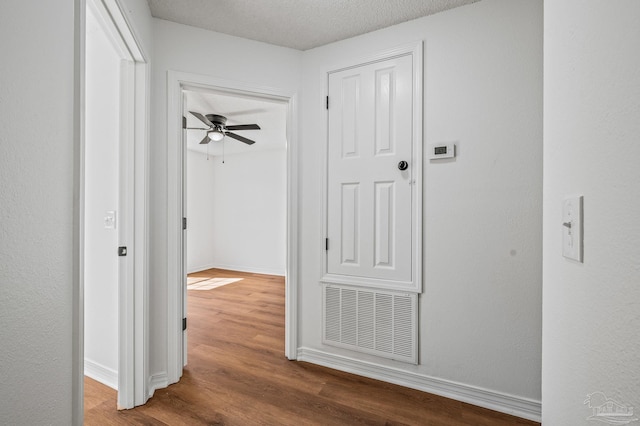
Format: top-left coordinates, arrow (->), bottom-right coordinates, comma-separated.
165,72 -> 299,385
184,90 -> 287,278
83,1 -> 123,396
182,89 -> 288,368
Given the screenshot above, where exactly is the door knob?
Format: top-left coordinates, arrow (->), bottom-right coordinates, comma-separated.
398,161 -> 408,171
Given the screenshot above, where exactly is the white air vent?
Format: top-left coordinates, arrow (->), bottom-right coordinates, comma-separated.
323,284 -> 418,364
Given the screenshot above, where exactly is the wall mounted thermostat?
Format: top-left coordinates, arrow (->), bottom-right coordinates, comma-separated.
428,143 -> 456,160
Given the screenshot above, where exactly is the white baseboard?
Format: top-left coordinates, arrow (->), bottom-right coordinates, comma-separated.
296,347 -> 541,423
84,359 -> 118,390
147,372 -> 168,399
187,262 -> 218,274
202,262 -> 285,277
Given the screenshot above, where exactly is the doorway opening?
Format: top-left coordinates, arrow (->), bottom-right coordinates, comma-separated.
183,88 -> 288,372
166,73 -> 299,386
184,89 -> 287,277
83,0 -> 123,393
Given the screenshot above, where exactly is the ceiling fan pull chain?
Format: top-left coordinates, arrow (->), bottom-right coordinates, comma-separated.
222,138 -> 225,164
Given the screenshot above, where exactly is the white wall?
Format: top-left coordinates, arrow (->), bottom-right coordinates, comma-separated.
298,0 -> 542,414
543,1 -> 640,424
83,6 -> 121,389
187,149 -> 287,275
0,1 -> 77,424
208,149 -> 286,276
149,19 -> 301,380
186,150 -> 216,273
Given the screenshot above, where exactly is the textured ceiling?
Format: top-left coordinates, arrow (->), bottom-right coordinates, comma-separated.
147,0 -> 481,50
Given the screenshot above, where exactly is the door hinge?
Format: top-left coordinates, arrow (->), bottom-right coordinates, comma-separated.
183,217 -> 187,230
182,116 -> 187,129
182,318 -> 187,331
326,96 -> 329,110
118,246 -> 127,256
325,238 -> 329,251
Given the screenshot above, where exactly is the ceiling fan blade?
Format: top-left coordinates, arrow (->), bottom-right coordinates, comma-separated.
225,124 -> 261,131
185,127 -> 210,130
190,111 -> 215,128
198,135 -> 210,145
225,132 -> 255,145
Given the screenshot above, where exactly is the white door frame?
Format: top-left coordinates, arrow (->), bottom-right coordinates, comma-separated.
321,41 -> 423,292
76,0 -> 149,417
166,71 -> 299,384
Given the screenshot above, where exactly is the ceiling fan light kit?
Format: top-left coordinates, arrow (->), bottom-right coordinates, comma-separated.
208,130 -> 225,141
187,111 -> 260,145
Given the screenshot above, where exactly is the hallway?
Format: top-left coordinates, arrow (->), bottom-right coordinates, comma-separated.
84,269 -> 537,425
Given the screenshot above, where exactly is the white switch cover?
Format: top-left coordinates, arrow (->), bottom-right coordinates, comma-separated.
562,196 -> 583,262
104,210 -> 117,230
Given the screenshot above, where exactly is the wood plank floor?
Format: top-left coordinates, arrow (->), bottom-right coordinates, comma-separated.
85,268 -> 539,425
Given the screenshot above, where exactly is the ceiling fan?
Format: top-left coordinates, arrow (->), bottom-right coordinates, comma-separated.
184,111 -> 260,145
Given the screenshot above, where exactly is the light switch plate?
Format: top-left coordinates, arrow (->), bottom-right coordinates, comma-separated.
104,210 -> 117,230
562,196 -> 583,262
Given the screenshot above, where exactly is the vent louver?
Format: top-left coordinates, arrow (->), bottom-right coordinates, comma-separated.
323,284 -> 417,364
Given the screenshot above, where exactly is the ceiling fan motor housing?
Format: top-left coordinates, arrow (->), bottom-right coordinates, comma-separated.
205,114 -> 227,126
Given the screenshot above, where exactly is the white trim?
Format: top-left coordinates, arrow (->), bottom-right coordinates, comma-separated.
181,91 -> 188,369
167,71 -> 300,385
110,0 -> 150,408
102,0 -> 146,61
284,92 -> 300,360
412,41 -> 424,294
108,0 -> 150,408
325,41 -> 426,76
166,71 -> 184,385
186,263 -> 220,275
85,359 -> 119,390
132,58 -> 150,409
189,263 -> 286,277
147,373 -> 169,399
320,41 -> 423,294
117,54 -> 136,411
78,0 -> 149,413
320,274 -> 420,293
73,1 -> 86,424
297,347 -> 541,423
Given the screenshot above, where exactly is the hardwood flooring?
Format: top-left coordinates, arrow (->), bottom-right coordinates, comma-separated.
84,268 -> 539,425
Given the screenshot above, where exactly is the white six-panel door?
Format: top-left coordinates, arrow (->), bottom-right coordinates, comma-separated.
326,53 -> 419,291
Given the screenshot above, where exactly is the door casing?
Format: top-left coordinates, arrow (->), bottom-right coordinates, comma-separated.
76,0 -> 149,418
